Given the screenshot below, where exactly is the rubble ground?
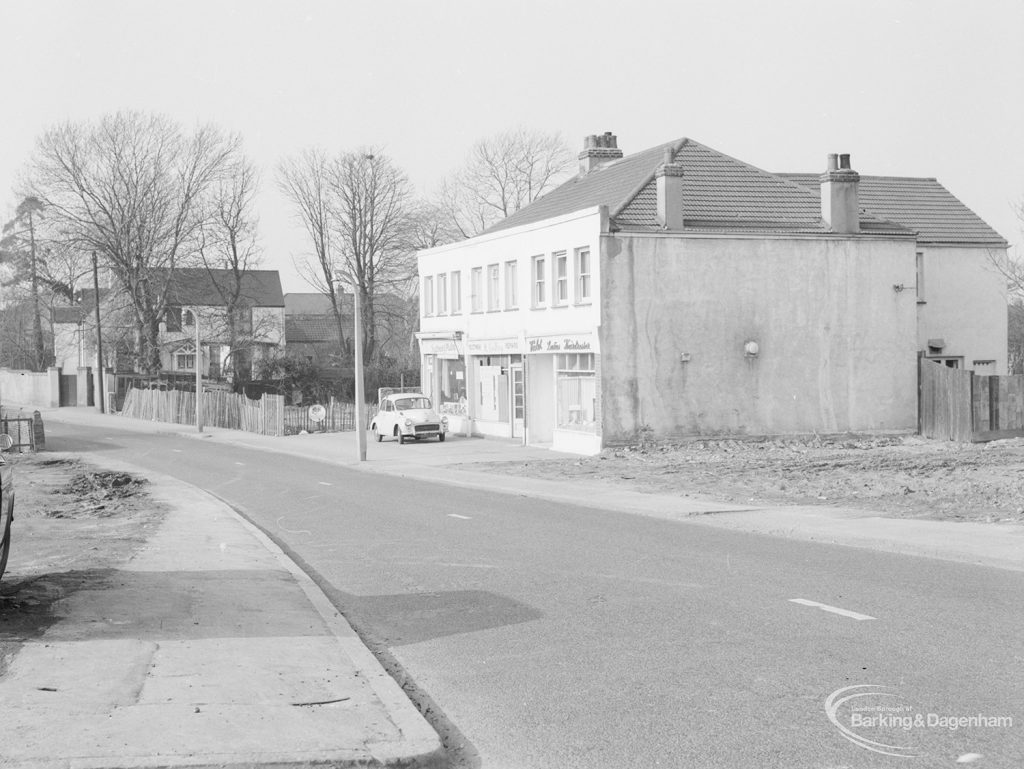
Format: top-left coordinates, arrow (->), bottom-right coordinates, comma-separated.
468,433 -> 1024,524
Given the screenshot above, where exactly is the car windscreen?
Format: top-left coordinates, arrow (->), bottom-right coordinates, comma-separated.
395,397 -> 431,410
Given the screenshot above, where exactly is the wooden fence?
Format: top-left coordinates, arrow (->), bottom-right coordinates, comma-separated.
919,358 -> 1024,442
120,387 -> 286,437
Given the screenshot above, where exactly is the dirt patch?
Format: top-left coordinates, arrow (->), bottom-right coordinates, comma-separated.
466,434 -> 1024,524
0,451 -> 167,674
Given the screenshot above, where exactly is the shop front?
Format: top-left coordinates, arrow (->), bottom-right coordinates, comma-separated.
524,332 -> 601,455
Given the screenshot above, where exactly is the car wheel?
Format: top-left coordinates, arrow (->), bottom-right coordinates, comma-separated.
439,433 -> 446,442
372,424 -> 382,443
0,504 -> 11,582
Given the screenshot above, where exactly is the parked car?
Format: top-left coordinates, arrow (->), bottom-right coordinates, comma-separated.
0,433 -> 15,581
370,393 -> 448,444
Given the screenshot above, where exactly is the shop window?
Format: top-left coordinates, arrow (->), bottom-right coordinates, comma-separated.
505,260 -> 518,309
556,353 -> 596,432
437,273 -> 447,314
451,270 -> 462,313
438,358 -> 467,415
471,267 -> 483,312
575,247 -> 591,303
553,252 -> 568,305
532,255 -> 546,307
423,275 -> 434,316
487,263 -> 500,311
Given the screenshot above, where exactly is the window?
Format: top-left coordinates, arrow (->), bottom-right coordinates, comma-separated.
471,267 -> 483,312
183,309 -> 195,327
575,248 -> 591,303
450,270 -> 462,313
915,252 -> 925,303
553,251 -> 568,305
532,255 -> 546,307
556,353 -> 596,432
423,275 -> 434,316
505,260 -> 518,309
437,273 -> 447,315
487,263 -> 500,311
174,343 -> 197,371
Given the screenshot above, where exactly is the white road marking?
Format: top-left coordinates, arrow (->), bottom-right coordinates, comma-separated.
172,449 -> 182,453
789,598 -> 876,621
235,462 -> 244,466
318,481 -> 332,486
447,514 -> 471,520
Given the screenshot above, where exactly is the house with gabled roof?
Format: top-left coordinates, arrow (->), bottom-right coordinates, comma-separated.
417,133 -> 1008,454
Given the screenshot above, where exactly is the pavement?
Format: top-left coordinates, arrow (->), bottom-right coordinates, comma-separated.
3,406 -> 1024,768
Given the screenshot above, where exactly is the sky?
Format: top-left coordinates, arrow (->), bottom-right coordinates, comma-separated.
2,0 -> 1022,294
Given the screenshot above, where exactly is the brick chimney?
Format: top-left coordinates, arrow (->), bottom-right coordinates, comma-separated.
820,152 -> 860,234
655,146 -> 685,229
578,132 -> 623,175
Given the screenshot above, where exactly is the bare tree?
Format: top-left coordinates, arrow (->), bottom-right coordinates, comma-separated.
329,150 -> 418,366
438,128 -> 575,238
277,148 -> 346,355
196,152 -> 272,385
1,197 -> 48,369
26,111 -> 240,373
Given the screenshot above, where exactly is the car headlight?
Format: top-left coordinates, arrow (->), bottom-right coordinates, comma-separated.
404,418 -> 413,427
441,416 -> 448,424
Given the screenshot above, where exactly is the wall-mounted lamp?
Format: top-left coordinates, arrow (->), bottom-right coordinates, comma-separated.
744,340 -> 760,358
892,283 -> 907,293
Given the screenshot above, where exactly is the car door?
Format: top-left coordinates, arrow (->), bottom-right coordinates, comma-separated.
377,399 -> 395,437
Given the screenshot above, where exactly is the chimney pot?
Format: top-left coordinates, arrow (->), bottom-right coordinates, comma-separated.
578,131 -> 623,174
839,153 -> 851,170
827,153 -> 838,171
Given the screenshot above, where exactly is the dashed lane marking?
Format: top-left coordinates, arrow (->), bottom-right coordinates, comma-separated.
789,598 -> 876,621
318,481 -> 332,486
447,514 -> 472,520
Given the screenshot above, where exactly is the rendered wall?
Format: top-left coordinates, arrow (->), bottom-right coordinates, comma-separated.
600,234 -> 920,441
0,368 -> 61,408
916,246 -> 1007,372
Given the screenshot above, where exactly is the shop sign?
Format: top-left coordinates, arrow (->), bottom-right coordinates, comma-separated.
526,333 -> 597,354
466,337 -> 522,355
419,338 -> 461,356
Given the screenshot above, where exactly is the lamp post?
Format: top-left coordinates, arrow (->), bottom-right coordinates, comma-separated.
91,251 -> 106,413
195,309 -> 203,433
352,288 -> 367,461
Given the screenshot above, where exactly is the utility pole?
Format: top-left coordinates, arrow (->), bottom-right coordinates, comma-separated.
353,289 -> 366,461
92,251 -> 106,413
195,310 -> 203,433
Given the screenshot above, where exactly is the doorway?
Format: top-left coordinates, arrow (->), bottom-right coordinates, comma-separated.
511,364 -> 524,438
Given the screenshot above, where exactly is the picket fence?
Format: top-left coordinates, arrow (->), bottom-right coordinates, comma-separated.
120,387 -> 286,437
282,398 -> 377,436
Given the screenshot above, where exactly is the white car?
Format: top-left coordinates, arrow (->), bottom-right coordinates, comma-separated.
371,393 -> 448,444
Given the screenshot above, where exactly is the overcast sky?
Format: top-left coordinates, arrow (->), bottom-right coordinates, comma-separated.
2,0 -> 1021,293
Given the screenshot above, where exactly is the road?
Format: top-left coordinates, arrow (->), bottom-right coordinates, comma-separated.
48,421 -> 1024,768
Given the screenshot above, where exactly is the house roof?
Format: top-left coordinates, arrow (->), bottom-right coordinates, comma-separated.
163,269 -> 284,307
285,292 -> 353,315
285,315 -> 341,344
777,173 -> 1006,246
483,137 -> 1001,245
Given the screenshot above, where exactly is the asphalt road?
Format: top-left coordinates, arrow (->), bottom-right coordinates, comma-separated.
46,421 -> 1024,768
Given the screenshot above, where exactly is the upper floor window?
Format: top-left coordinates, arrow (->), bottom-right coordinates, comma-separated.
487,263 -> 500,311
505,260 -> 518,309
451,270 -> 462,313
532,255 -> 546,307
553,251 -> 568,306
174,342 -> 196,371
165,307 -> 182,332
471,267 -> 483,312
575,248 -> 591,303
423,275 -> 435,316
183,309 -> 195,327
437,273 -> 447,315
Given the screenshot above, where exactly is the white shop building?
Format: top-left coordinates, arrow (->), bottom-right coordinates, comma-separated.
416,205 -> 605,455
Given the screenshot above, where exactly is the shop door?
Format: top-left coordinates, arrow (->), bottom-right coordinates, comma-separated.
511,364 -> 525,438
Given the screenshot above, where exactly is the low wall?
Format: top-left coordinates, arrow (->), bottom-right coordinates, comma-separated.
0,368 -> 60,408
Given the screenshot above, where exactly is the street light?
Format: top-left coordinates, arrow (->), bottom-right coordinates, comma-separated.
353,288 -> 367,461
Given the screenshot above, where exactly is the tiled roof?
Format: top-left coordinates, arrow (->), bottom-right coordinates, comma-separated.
163,269 -> 285,307
778,174 -> 1007,246
484,137 -> 1003,243
285,315 -> 340,344
285,292 -> 356,315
